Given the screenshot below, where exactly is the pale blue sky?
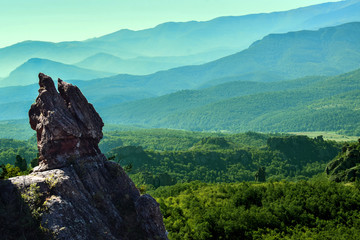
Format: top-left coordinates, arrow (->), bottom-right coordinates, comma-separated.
0,0 -> 341,48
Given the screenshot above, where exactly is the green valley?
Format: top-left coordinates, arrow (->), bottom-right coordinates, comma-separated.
2,1 -> 360,239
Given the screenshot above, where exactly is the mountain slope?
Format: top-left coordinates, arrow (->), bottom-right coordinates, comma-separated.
10,21 -> 359,90
100,68 -> 360,134
1,0 -> 360,78
88,0 -> 360,56
74,52 -> 228,75
179,21 -> 360,85
197,72 -> 286,88
85,22 -> 360,95
0,78 -> 156,121
256,90 -> 360,134
1,21 -> 360,121
100,76 -> 325,122
0,58 -> 114,86
0,40 -> 137,79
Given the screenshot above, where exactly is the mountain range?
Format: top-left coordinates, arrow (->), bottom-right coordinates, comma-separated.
2,67 -> 359,135
73,51 -> 229,76
71,22 -> 360,96
1,21 -> 360,123
0,58 -> 114,86
0,0 -> 360,137
0,0 -> 360,80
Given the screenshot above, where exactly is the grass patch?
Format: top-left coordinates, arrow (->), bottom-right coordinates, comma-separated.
288,131 -> 359,142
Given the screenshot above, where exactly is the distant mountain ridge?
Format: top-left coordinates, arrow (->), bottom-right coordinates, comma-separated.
4,21 -> 359,88
0,58 -> 113,86
73,22 -> 360,96
1,22 -> 360,125
0,0 -> 359,78
90,0 -> 360,56
74,51 -> 229,76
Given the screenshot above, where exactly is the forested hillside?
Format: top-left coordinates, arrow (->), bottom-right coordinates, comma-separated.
0,129 -> 342,187
151,181 -> 360,239
0,139 -> 36,166
101,68 -> 360,134
100,76 -> 324,123
103,132 -> 341,189
326,139 -> 360,182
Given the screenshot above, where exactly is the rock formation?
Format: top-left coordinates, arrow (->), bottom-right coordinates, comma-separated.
6,73 -> 168,240
29,73 -> 104,171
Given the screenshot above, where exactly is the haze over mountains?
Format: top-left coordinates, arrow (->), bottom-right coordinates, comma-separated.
0,0 -> 360,137
1,21 -> 360,121
0,58 -> 113,86
0,0 -> 360,81
74,52 -> 225,76
99,21 -> 360,95
70,22 -> 360,96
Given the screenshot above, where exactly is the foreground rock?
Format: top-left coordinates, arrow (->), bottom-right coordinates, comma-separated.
7,73 -> 168,240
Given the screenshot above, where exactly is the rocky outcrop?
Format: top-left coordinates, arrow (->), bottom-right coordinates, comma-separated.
7,73 -> 168,240
29,73 -> 104,171
326,139 -> 360,182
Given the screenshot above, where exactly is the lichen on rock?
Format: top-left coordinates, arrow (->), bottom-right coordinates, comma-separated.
6,73 -> 168,240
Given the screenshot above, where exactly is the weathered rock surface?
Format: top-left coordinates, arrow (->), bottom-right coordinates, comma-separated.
326,139 -> 360,182
29,73 -> 104,171
6,74 -> 168,240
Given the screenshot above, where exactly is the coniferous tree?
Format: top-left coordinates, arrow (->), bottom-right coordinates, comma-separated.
255,166 -> 266,182
30,153 -> 39,168
14,155 -> 27,172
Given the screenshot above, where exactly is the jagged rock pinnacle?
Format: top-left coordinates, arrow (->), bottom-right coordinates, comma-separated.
29,73 -> 104,171
6,73 -> 170,239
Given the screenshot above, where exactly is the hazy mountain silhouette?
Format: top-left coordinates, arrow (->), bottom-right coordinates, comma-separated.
72,22 -> 360,96
1,21 -> 360,120
0,0 -> 359,78
74,51 -> 232,75
0,58 -> 114,86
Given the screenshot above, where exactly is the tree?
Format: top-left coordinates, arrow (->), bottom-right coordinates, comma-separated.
255,167 -> 266,182
0,164 -> 7,179
0,164 -> 21,179
30,156 -> 39,168
14,155 -> 27,172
